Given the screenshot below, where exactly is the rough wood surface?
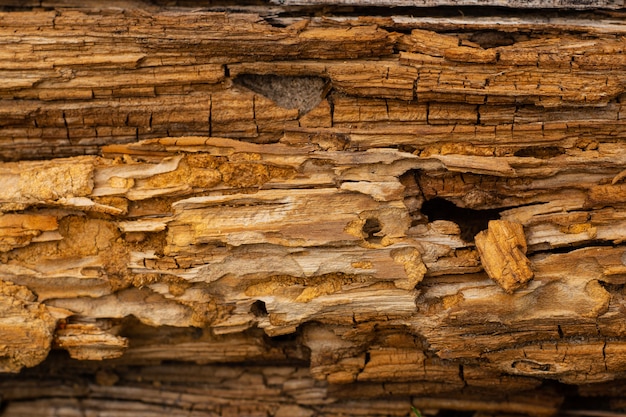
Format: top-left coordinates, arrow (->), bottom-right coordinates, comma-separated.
269,0 -> 625,9
1,1 -> 626,416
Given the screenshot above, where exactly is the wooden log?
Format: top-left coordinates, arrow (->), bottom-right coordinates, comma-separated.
0,1 -> 626,415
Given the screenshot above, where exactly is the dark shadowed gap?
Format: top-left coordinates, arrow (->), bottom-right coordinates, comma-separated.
435,411 -> 474,417
250,300 -> 268,317
362,217 -> 383,244
420,197 -> 502,242
514,146 -> 565,159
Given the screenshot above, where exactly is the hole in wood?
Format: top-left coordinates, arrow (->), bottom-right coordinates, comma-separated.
469,30 -> 517,48
362,217 -> 383,244
514,146 -> 565,159
435,410 -> 475,417
233,74 -> 329,115
250,300 -> 268,317
421,197 -> 501,242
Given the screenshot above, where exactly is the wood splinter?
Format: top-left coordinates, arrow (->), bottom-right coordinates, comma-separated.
475,220 -> 534,293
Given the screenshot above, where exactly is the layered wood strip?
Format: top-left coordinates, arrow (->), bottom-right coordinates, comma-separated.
0,6 -> 624,160
0,356 -> 566,417
3,134 -> 626,407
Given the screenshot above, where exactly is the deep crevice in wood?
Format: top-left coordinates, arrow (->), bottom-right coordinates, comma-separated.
420,197 -> 502,242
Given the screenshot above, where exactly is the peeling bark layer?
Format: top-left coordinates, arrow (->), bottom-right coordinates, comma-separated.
1,1 -> 626,416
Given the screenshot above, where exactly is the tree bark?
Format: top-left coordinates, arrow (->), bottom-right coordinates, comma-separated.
1,1 -> 626,416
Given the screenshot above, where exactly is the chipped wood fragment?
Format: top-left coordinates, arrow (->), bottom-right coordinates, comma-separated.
53,319 -> 128,361
0,214 -> 58,252
0,281 -> 59,372
475,220 -> 534,293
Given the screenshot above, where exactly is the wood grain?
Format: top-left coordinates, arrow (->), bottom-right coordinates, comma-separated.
0,2 -> 625,415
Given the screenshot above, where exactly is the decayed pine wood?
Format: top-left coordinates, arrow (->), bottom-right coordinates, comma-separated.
1,1 -> 626,416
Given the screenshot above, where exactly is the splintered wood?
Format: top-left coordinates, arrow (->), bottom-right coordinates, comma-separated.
0,2 -> 626,416
475,220 -> 533,293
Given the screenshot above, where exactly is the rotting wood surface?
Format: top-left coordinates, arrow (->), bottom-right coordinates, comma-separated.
0,2 -> 626,416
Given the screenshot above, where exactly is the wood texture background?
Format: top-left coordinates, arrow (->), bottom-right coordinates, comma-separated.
0,1 -> 625,416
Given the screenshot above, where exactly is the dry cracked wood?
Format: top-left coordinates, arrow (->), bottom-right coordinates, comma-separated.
1,2 -> 626,416
1,7 -> 625,160
270,0 -> 625,8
